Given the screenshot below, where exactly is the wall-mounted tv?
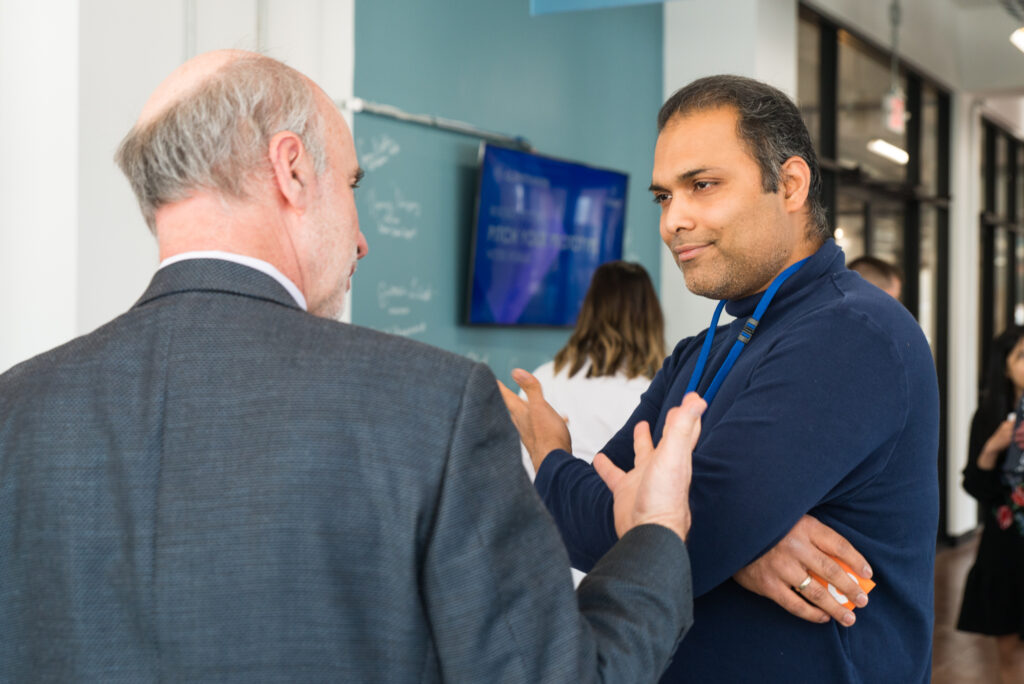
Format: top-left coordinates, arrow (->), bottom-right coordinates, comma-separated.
466,144 -> 628,326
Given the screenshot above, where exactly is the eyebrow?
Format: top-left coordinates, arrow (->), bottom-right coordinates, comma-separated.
648,167 -> 712,192
354,168 -> 365,184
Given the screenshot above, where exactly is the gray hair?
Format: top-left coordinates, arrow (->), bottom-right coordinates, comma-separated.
115,55 -> 327,232
657,74 -> 829,241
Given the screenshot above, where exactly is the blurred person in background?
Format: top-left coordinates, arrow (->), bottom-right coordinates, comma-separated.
521,260 -> 665,479
847,255 -> 903,300
959,325 -> 1024,683
520,261 -> 665,586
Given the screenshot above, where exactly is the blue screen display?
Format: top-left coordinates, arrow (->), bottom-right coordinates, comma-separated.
467,145 -> 628,326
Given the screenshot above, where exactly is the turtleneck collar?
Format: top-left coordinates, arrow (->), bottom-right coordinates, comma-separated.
723,239 -> 845,319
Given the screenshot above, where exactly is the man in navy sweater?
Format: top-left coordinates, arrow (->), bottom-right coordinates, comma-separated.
502,75 -> 939,682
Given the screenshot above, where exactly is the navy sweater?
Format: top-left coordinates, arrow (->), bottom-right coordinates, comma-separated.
536,240 -> 939,683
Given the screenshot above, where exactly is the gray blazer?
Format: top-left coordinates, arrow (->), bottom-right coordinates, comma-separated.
0,259 -> 692,682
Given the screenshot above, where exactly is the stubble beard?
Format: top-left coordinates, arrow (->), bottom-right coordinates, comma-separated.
310,255 -> 351,321
679,244 -> 791,301
306,194 -> 357,322
310,287 -> 345,321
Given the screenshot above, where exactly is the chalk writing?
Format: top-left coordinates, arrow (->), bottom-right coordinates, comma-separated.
359,134 -> 400,171
378,278 -> 434,317
388,322 -> 428,337
368,187 -> 421,241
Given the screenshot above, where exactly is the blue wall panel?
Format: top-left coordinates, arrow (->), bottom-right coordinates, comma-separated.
352,0 -> 663,383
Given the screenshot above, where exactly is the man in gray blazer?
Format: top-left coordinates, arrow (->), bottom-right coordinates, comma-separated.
0,50 -> 702,682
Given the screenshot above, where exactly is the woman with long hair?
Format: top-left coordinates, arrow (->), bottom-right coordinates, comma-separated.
521,260 -> 665,477
958,325 -> 1024,682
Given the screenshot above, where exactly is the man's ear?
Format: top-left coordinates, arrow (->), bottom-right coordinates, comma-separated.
268,130 -> 314,212
779,155 -> 811,214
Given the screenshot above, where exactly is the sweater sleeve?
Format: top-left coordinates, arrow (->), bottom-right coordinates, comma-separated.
962,409 -> 1006,506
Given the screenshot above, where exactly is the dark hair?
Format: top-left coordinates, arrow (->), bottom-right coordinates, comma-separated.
554,261 -> 666,380
979,325 -> 1024,420
848,256 -> 903,288
657,74 -> 828,241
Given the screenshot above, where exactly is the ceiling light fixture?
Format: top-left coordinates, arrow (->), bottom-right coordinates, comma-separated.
867,139 -> 910,165
998,1 -> 1024,52
883,0 -> 907,134
1012,27 -> 1024,53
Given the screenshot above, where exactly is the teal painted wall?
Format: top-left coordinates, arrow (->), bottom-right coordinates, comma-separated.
352,0 -> 663,383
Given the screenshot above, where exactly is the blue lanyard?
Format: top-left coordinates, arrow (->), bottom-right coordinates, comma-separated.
685,256 -> 810,406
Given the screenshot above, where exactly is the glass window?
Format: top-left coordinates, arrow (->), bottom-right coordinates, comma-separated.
920,84 -> 939,197
837,31 -> 906,184
995,228 -> 1010,337
997,136 -> 1009,220
870,198 -> 904,266
833,189 -> 902,273
798,16 -> 821,152
834,190 -> 865,259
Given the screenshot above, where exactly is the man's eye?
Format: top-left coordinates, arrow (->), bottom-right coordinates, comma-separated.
694,180 -> 714,191
651,193 -> 670,205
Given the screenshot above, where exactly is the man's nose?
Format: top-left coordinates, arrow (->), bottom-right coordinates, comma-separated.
356,231 -> 368,259
661,199 -> 696,237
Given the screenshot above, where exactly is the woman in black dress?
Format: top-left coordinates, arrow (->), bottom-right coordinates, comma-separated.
959,325 -> 1024,682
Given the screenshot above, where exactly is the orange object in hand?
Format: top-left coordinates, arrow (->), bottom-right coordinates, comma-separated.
809,558 -> 876,610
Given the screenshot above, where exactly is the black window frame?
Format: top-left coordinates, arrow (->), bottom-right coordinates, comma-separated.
979,120 -> 1024,379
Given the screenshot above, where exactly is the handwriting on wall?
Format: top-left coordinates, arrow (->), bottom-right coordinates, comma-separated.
378,278 -> 433,315
355,132 -> 435,340
359,134 -> 401,171
378,277 -> 434,338
367,187 -> 421,241
387,322 -> 428,337
357,134 -> 421,240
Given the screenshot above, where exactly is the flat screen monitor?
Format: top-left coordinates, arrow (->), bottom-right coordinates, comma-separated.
466,144 -> 628,326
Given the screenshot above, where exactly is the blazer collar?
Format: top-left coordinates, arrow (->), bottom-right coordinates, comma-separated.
133,258 -> 303,312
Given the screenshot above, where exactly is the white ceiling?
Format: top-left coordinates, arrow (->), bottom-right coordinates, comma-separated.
952,0 -> 1024,21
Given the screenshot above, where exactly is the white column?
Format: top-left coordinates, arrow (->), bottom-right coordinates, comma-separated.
0,0 -> 80,372
946,92 -> 983,537
75,0 -> 182,337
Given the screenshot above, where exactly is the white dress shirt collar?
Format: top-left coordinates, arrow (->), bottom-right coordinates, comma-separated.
158,250 -> 308,311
